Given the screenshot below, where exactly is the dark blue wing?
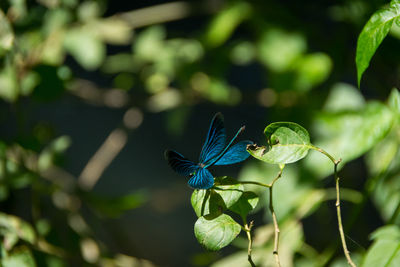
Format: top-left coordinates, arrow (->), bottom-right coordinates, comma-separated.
214,140 -> 253,166
165,150 -> 198,176
187,167 -> 214,189
199,113 -> 226,164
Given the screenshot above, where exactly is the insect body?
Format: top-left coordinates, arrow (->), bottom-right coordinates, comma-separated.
165,113 -> 253,189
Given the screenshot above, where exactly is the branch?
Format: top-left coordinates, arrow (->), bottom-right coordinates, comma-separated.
244,220 -> 256,267
334,159 -> 357,267
269,169 -> 283,267
78,128 -> 128,190
311,146 -> 357,267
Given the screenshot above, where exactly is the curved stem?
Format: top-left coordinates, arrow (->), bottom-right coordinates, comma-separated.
270,185 -> 281,267
238,181 -> 271,188
310,146 -> 357,267
244,220 -> 256,267
269,168 -> 283,267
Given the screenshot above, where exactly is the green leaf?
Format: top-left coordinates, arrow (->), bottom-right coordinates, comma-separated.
2,246 -> 36,267
229,191 -> 259,219
362,225 -> 400,267
211,219 -> 303,266
0,213 -> 36,251
356,1 -> 400,87
64,28 -> 105,70
388,88 -> 400,114
247,122 -> 311,164
38,136 -> 72,171
205,2 -> 251,48
191,177 -> 244,217
366,131 -> 398,176
373,171 -> 400,223
293,52 -> 332,92
258,29 -> 306,72
305,101 -> 394,178
323,83 -> 365,112
191,189 -> 225,217
194,214 -> 241,251
0,65 -> 19,102
0,10 -> 14,50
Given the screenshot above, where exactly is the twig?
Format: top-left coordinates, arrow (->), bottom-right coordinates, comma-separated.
310,145 -> 357,267
238,181 -> 271,188
78,128 -> 128,190
112,1 -> 222,28
269,169 -> 283,267
244,221 -> 256,267
334,159 -> 357,267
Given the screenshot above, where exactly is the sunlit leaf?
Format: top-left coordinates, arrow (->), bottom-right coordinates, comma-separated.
134,26 -> 166,61
388,88 -> 400,114
362,225 -> 400,267
194,214 -> 241,251
64,28 -> 105,70
323,83 -> 365,112
0,10 -> 14,50
258,28 -> 306,72
0,65 -> 18,102
205,2 -> 251,48
248,122 -> 311,164
212,220 -> 303,266
293,52 -> 332,92
0,212 -> 36,250
38,136 -> 71,171
373,171 -> 400,223
1,246 -> 36,267
305,102 -> 394,178
366,132 -> 398,176
356,1 -> 400,87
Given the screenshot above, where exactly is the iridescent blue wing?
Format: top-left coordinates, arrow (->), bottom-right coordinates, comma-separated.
165,150 -> 198,176
188,167 -> 214,189
214,140 -> 253,166
199,113 -> 226,164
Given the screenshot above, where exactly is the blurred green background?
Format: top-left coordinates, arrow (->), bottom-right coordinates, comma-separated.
0,0 -> 400,266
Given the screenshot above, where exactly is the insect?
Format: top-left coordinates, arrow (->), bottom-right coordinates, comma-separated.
165,112 -> 253,189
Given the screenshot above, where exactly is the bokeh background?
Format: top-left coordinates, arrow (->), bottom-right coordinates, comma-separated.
1,0 -> 400,266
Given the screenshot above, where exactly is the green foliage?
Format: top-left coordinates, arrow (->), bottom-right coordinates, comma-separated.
229,192 -> 259,219
356,0 -> 400,86
1,0 -> 400,266
191,177 -> 244,217
362,225 -> 400,267
247,122 -> 311,164
194,214 -> 241,251
0,212 -> 36,250
2,246 -> 36,267
305,100 -> 394,177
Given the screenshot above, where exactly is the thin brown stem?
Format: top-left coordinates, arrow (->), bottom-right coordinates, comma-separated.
238,181 -> 271,188
270,185 -> 281,267
244,220 -> 256,267
269,169 -> 283,267
310,146 -> 357,267
334,160 -> 357,267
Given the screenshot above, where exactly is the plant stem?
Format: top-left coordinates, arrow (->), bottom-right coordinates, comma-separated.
311,146 -> 357,267
270,185 -> 281,267
238,181 -> 271,188
334,160 -> 356,267
244,220 -> 256,267
269,169 -> 283,267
